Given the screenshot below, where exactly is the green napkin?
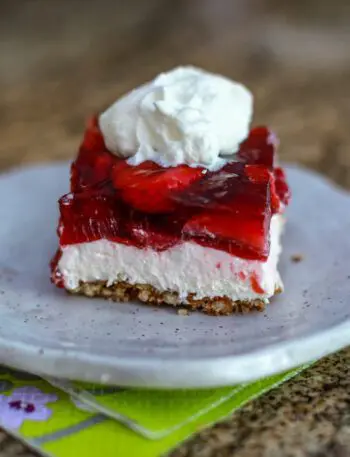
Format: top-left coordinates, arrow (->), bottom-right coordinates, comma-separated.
0,365 -> 308,457
48,378 -> 244,438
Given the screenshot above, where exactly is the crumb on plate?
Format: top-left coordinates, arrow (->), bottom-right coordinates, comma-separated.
291,254 -> 304,263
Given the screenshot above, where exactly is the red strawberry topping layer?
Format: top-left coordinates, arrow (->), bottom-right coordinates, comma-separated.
52,117 -> 290,285
112,160 -> 205,213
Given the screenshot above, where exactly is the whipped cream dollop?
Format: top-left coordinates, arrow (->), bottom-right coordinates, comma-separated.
99,66 -> 253,170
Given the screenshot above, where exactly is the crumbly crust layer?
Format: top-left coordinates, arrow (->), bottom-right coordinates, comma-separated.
68,280 -> 282,315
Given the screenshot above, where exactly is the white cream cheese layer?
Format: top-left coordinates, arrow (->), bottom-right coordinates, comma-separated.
58,216 -> 283,303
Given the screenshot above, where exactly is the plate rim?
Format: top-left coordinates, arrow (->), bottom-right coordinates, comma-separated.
0,319 -> 349,388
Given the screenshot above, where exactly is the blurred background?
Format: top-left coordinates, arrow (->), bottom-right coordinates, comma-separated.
1,0 -> 350,186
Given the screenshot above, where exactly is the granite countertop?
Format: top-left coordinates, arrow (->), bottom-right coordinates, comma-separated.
0,1 -> 349,456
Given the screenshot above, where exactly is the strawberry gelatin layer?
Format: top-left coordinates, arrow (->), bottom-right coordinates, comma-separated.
51,118 -> 290,287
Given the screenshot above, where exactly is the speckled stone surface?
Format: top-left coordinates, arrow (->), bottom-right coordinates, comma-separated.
1,1 -> 350,456
172,350 -> 350,457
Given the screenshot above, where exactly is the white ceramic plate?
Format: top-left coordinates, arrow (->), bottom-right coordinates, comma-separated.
0,163 -> 349,388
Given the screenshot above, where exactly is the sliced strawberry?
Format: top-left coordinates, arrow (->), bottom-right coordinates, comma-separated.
183,172 -> 272,260
171,162 -> 269,221
71,117 -> 114,192
80,116 -> 106,152
72,150 -> 115,192
274,167 -> 291,206
245,164 -> 280,213
59,186 -> 125,245
59,185 -> 182,251
112,160 -> 205,213
170,162 -> 243,210
269,176 -> 281,214
183,210 -> 271,261
238,126 -> 277,168
124,216 -> 180,251
245,164 -> 270,184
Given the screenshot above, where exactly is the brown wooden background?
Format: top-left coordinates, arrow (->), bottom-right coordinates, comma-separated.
1,0 -> 350,186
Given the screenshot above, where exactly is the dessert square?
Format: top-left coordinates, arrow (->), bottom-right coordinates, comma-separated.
51,67 -> 290,315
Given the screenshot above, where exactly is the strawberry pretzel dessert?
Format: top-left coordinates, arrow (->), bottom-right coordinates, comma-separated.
51,67 -> 290,315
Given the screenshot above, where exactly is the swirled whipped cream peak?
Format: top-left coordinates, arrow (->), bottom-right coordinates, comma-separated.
99,66 -> 253,171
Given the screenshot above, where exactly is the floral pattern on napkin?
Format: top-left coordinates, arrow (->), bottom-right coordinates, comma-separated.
0,386 -> 57,429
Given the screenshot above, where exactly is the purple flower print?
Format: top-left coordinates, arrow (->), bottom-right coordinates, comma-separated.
0,386 -> 57,429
